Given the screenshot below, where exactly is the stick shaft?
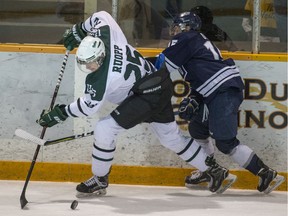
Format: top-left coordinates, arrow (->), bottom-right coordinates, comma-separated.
20,49 -> 70,209
15,128 -> 94,146
45,131 -> 94,146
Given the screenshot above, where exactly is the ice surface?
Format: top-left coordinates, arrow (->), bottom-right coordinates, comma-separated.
0,180 -> 287,216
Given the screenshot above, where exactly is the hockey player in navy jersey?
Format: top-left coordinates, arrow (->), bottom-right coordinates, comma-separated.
36,11 -> 236,197
162,11 -> 284,194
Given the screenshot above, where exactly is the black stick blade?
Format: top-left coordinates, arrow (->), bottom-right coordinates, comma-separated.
20,194 -> 28,209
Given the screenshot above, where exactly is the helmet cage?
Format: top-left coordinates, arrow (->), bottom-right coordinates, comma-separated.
76,53 -> 105,73
76,53 -> 105,67
170,12 -> 202,36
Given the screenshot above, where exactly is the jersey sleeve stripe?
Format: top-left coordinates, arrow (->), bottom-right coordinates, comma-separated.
82,24 -> 88,32
65,98 -> 91,117
197,66 -> 240,97
77,98 -> 88,116
165,57 -> 178,70
198,65 -> 238,91
202,73 -> 241,97
66,105 -> 78,117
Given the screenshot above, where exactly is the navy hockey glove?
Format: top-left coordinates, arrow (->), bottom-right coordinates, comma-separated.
37,104 -> 68,127
63,22 -> 87,51
178,96 -> 200,121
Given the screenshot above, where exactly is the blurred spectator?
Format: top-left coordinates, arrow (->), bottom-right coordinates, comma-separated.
133,0 -> 145,46
273,0 -> 287,42
118,0 -> 154,46
56,0 -> 84,44
242,0 -> 280,42
166,0 -> 182,17
159,0 -> 183,40
56,0 -> 84,24
119,0 -> 143,46
190,6 -> 238,51
118,0 -> 181,47
149,0 -> 182,41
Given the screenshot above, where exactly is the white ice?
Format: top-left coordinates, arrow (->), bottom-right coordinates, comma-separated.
0,180 -> 287,216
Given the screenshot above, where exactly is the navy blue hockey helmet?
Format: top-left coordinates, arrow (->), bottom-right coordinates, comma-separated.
170,12 -> 202,36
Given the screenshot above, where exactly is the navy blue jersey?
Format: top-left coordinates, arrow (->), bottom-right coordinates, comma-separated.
163,30 -> 244,102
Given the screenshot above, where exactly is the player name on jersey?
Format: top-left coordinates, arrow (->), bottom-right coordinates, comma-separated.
112,45 -> 123,73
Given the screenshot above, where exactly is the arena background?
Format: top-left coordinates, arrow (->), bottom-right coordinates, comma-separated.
0,45 -> 286,191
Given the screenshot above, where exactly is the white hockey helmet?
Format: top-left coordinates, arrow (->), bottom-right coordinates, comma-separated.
76,36 -> 106,73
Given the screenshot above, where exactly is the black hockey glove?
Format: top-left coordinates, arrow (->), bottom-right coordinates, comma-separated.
63,22 -> 87,51
37,104 -> 68,127
178,95 -> 201,121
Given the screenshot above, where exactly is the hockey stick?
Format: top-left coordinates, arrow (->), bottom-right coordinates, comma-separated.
15,128 -> 94,146
20,49 -> 70,209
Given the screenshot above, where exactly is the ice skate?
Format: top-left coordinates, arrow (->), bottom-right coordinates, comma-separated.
185,170 -> 211,190
76,175 -> 108,198
205,156 -> 237,194
257,167 -> 285,194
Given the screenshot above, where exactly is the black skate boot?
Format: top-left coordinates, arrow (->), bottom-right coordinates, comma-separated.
185,170 -> 211,186
257,167 -> 285,194
185,170 -> 211,190
76,175 -> 108,198
205,156 -> 237,194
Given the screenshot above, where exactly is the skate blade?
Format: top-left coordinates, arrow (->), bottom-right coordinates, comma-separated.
216,173 -> 237,194
76,188 -> 107,198
264,174 -> 285,194
185,182 -> 209,191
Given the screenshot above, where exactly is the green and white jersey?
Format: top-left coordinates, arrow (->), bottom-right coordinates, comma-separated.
65,11 -> 156,117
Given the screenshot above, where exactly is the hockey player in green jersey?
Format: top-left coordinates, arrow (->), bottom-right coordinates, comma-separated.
37,11 -> 236,197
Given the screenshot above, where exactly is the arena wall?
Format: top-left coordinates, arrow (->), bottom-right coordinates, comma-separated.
0,45 -> 287,191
